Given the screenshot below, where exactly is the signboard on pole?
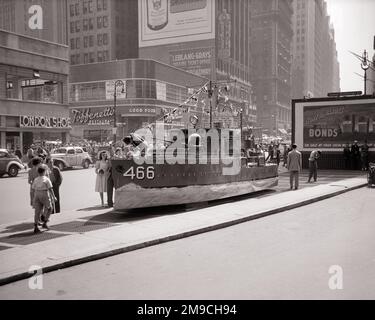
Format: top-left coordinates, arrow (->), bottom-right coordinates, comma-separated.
105,80 -> 126,100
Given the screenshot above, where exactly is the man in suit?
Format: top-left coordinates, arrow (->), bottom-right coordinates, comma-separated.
287,144 -> 302,190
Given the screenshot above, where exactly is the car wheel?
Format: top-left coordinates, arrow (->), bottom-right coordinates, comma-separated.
8,165 -> 19,177
56,161 -> 65,171
83,159 -> 90,169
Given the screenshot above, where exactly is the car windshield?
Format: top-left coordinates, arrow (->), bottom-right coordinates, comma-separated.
52,148 -> 67,154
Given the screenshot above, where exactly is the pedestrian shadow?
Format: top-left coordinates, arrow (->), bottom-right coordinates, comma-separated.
0,222 -> 35,234
77,206 -> 114,212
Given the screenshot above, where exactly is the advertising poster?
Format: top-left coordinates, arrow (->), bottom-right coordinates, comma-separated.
303,103 -> 375,148
139,0 -> 215,47
105,80 -> 127,100
169,47 -> 214,78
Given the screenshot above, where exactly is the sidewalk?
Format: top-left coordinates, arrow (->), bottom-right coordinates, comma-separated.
0,170 -> 367,286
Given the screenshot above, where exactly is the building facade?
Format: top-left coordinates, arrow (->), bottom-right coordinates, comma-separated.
69,59 -> 209,142
0,30 -> 70,153
0,0 -> 68,44
67,0 -> 138,65
138,0 -> 257,129
250,0 -> 293,136
291,0 -> 340,99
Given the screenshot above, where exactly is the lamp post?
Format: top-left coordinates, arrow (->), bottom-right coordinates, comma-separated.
113,80 -> 125,144
361,49 -> 369,95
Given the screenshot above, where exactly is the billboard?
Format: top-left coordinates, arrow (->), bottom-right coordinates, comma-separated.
169,47 -> 214,78
139,0 -> 215,48
293,98 -> 375,151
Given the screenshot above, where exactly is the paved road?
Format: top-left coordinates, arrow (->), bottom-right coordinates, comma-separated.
0,167 -> 100,224
0,166 -> 364,225
0,187 -> 374,299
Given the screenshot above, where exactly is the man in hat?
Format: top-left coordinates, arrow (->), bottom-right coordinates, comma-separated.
307,150 -> 322,183
351,140 -> 360,170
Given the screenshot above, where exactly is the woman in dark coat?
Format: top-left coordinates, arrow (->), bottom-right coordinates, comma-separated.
46,157 -> 63,213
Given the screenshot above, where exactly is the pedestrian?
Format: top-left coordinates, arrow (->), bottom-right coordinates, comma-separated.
360,141 -> 369,171
28,157 -> 49,208
307,150 -> 321,183
266,143 -> 274,162
46,157 -> 63,213
15,146 -> 22,160
343,143 -> 351,170
351,140 -> 360,170
287,144 -> 302,190
95,151 -> 109,207
275,144 -> 281,167
283,144 -> 292,167
106,153 -> 114,208
31,166 -> 57,233
27,145 -> 35,167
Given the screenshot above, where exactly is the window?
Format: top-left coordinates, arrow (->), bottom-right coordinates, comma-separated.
103,50 -> 109,61
67,149 -> 75,155
97,0 -> 102,11
84,53 -> 89,64
103,16 -> 108,28
88,0 -> 93,12
89,35 -> 94,47
103,33 -> 108,45
103,0 -> 107,10
70,4 -> 74,16
75,3 -> 80,15
70,21 -> 75,33
75,148 -> 83,154
76,38 -> 81,49
70,38 -> 75,49
83,1 -> 88,14
97,34 -> 103,46
76,54 -> 81,64
97,51 -> 103,62
83,19 -> 88,31
89,52 -> 95,63
89,18 -> 93,30
70,55 -> 76,64
84,36 -> 88,48
97,16 -> 102,29
75,21 -> 80,32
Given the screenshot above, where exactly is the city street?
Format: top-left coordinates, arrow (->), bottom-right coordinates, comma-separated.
0,167 -> 100,224
0,165 -> 366,225
0,186 -> 374,299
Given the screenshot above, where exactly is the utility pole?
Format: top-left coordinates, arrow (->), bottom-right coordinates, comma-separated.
361,50 -> 369,95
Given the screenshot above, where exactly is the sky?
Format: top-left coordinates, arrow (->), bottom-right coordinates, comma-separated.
326,0 -> 375,92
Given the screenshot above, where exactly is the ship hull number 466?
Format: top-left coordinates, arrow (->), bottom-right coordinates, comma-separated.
123,166 -> 155,180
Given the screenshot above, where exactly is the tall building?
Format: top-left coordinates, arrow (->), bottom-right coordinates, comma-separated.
138,0 -> 257,129
291,0 -> 340,99
0,0 -> 68,44
250,0 -> 294,136
67,0 -> 138,65
0,30 -> 70,152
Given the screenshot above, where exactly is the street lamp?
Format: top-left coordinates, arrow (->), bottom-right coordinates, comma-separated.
361,49 -> 370,95
113,80 -> 125,144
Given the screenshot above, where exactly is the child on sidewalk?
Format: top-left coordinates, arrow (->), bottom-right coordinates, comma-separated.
31,166 -> 57,233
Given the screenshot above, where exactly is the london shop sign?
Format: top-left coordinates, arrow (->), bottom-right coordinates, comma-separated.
70,107 -> 114,126
20,115 -> 71,129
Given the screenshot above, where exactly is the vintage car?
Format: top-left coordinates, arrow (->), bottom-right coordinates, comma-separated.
0,149 -> 25,177
51,146 -> 93,171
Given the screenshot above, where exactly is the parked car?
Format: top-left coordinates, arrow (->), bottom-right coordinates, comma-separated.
0,149 -> 25,177
51,146 -> 93,171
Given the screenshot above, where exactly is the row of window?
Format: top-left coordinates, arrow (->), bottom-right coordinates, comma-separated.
70,16 -> 108,33
70,51 -> 109,65
70,0 -> 108,17
69,80 -> 189,103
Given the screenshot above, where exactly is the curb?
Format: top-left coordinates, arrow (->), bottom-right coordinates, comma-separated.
0,181 -> 367,286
